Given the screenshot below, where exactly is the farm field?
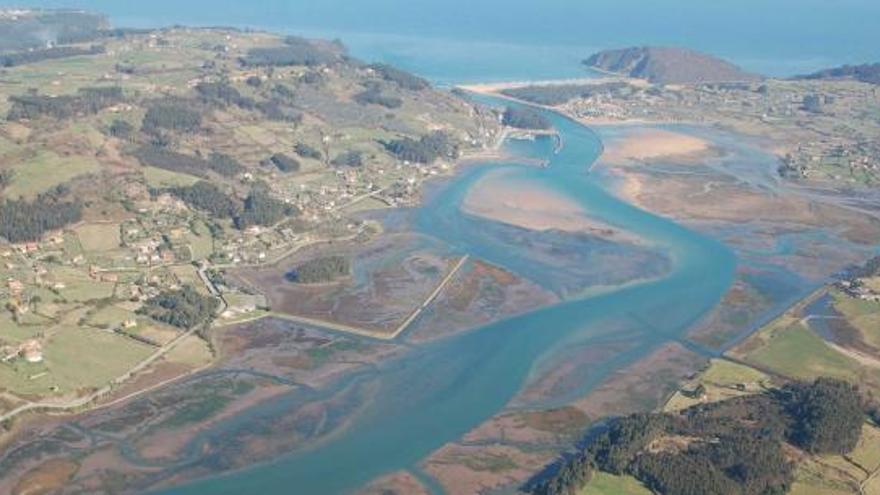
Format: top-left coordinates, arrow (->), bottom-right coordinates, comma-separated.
74,223 -> 122,252
0,326 -> 152,397
3,151 -> 100,199
731,315 -> 868,383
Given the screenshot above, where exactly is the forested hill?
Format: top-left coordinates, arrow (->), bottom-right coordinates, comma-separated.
584,46 -> 760,85
797,63 -> 880,86
530,377 -> 868,495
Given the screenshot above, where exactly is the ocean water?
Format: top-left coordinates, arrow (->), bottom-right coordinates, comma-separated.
15,0 -> 880,82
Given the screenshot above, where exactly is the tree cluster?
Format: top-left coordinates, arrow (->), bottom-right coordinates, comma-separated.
195,81 -> 256,109
255,99 -> 303,124
142,100 -> 203,133
330,150 -> 364,168
235,189 -> 296,229
138,285 -> 219,329
801,94 -> 823,113
134,146 -> 241,179
502,82 -> 632,106
294,143 -> 322,160
8,86 -> 123,121
267,153 -> 300,173
108,119 -> 135,138
240,38 -> 340,67
271,83 -> 296,100
802,63 -> 880,86
383,131 -> 458,164
300,70 -> 324,85
785,377 -> 864,454
846,255 -> 880,279
207,153 -> 245,177
367,63 -> 430,91
168,181 -> 240,219
530,377 -> 866,495
354,85 -> 403,109
0,44 -> 105,68
168,182 -> 294,229
531,452 -> 593,495
0,169 -> 13,191
502,106 -> 552,130
286,256 -> 351,284
0,192 -> 83,243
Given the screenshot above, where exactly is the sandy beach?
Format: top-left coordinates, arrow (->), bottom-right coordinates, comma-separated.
458,77 -> 621,95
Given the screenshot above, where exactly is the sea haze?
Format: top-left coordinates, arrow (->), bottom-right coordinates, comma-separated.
14,0 -> 880,82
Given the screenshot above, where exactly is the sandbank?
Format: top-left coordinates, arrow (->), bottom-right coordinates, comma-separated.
462,169 -> 637,242
599,128 -> 711,165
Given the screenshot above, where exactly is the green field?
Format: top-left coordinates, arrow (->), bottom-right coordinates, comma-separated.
851,424 -> 880,474
0,312 -> 43,345
4,151 -> 100,198
183,220 -> 214,261
83,304 -> 136,329
733,316 -> 864,382
75,223 -> 122,252
0,327 -> 152,396
143,166 -> 201,188
580,472 -> 651,495
790,453 -> 863,495
664,358 -> 770,411
50,267 -> 117,303
0,133 -> 21,155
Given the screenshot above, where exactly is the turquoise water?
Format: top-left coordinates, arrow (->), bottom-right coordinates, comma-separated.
161,98 -> 735,494
16,0 -> 880,81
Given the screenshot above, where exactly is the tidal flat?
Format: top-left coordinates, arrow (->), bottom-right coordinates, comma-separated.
231,233 -> 463,337
588,123 -> 880,351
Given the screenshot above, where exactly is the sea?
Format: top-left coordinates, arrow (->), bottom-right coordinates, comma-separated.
15,0 -> 880,83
